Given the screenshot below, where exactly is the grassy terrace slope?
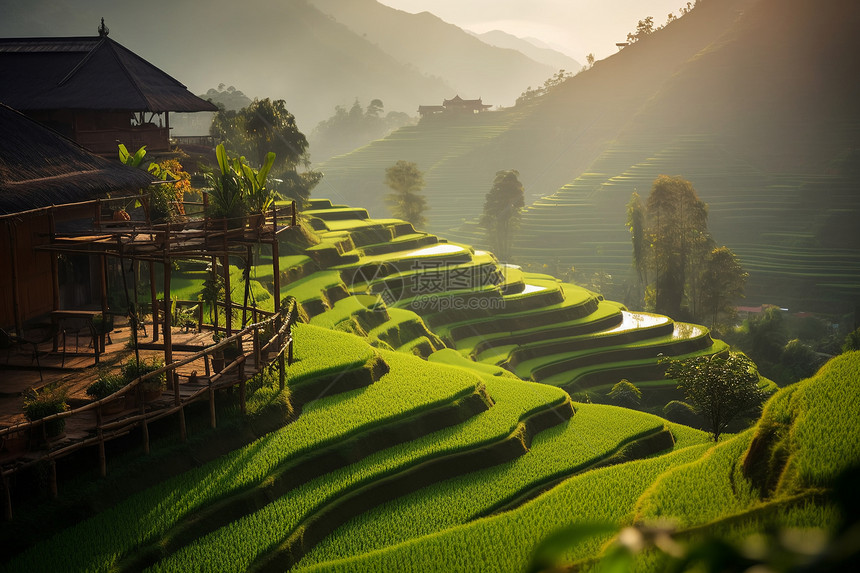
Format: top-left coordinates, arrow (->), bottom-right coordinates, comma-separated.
5,202 -> 852,572
291,203 -> 731,410
293,352 -> 860,572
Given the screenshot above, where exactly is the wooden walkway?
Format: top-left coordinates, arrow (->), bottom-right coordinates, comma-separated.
0,310 -> 294,520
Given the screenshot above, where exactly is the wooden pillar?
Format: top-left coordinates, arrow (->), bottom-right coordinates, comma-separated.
98,254 -> 108,358
7,222 -> 23,337
150,261 -> 159,342
209,378 -> 217,429
48,460 -> 58,500
96,406 -> 106,478
242,245 -> 252,327
163,227 -> 173,370
138,383 -> 150,455
177,400 -> 187,443
223,219 -> 232,336
211,255 -> 219,335
2,474 -> 12,522
49,209 -> 60,313
239,365 -> 246,416
272,221 -> 285,390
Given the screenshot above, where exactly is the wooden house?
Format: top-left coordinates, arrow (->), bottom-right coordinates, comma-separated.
0,103 -> 153,332
0,22 -> 217,156
418,95 -> 492,118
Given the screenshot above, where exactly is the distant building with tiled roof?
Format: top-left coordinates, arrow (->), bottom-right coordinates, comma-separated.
418,95 -> 492,118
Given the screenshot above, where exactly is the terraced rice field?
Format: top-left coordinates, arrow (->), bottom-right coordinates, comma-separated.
7,198 -> 856,573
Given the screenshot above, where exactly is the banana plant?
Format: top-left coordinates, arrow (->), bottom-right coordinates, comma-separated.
238,151 -> 278,214
205,143 -> 245,222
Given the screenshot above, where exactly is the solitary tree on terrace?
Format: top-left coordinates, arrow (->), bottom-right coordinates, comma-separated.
698,245 -> 748,332
663,351 -> 765,442
384,160 -> 427,228
481,169 -> 525,261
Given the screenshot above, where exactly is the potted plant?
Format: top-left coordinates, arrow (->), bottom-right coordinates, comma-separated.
86,371 -> 128,414
238,150 -> 277,227
205,144 -> 246,227
122,356 -> 166,402
23,383 -> 69,441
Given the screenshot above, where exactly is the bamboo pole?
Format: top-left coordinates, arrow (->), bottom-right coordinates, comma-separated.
150,261 -> 159,342
272,211 -> 285,390
98,253 -> 108,359
96,406 -> 106,478
209,377 -> 216,429
223,218 -> 232,337
49,209 -> 60,314
7,222 -> 22,337
2,475 -> 11,522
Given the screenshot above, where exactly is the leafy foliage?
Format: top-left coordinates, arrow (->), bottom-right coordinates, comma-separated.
210,98 -> 321,203
384,160 -> 427,228
480,169 -> 525,261
23,382 -> 68,422
311,99 -> 414,162
608,379 -> 642,408
664,351 -> 765,441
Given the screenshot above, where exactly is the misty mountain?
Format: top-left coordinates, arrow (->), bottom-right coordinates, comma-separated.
470,29 -> 581,74
317,0 -> 860,312
312,0 -> 557,108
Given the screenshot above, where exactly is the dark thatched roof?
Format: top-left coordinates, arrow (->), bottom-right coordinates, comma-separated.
0,104 -> 154,215
0,35 -> 217,113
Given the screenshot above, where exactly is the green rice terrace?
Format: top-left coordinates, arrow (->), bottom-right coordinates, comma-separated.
2,202 -> 857,572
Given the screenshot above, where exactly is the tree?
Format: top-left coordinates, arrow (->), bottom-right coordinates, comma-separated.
645,175 -> 709,318
585,53 -> 595,68
626,192 -> 648,293
627,16 -> 655,43
698,246 -> 748,332
843,327 -> 860,352
384,160 -> 427,228
210,98 -> 320,205
242,98 -> 308,170
480,170 -> 525,261
663,352 -> 765,442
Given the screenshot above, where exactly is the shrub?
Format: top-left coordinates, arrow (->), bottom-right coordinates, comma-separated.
122,356 -> 166,392
87,371 -> 127,400
607,379 -> 642,408
662,400 -> 699,427
23,382 -> 69,435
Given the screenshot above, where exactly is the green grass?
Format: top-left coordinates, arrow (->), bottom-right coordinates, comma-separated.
147,373 -> 567,572
297,404 -> 669,568
5,329 -> 478,573
297,443 -> 712,572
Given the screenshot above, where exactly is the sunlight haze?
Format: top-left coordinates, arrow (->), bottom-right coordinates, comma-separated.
377,0 -> 688,59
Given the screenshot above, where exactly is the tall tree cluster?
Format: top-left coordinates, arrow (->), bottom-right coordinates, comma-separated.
481,170 -> 525,261
210,98 -> 321,203
627,175 -> 747,329
384,160 -> 427,229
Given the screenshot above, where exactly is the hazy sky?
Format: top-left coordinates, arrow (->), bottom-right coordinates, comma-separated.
377,0 -> 688,60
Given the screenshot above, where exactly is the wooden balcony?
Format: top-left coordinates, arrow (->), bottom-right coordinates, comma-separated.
76,126 -> 170,155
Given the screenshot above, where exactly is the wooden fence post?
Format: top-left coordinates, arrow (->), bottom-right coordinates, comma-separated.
48,460 -> 58,500
209,378 -> 217,429
96,406 -> 106,478
138,384 -> 150,455
2,474 -> 12,522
